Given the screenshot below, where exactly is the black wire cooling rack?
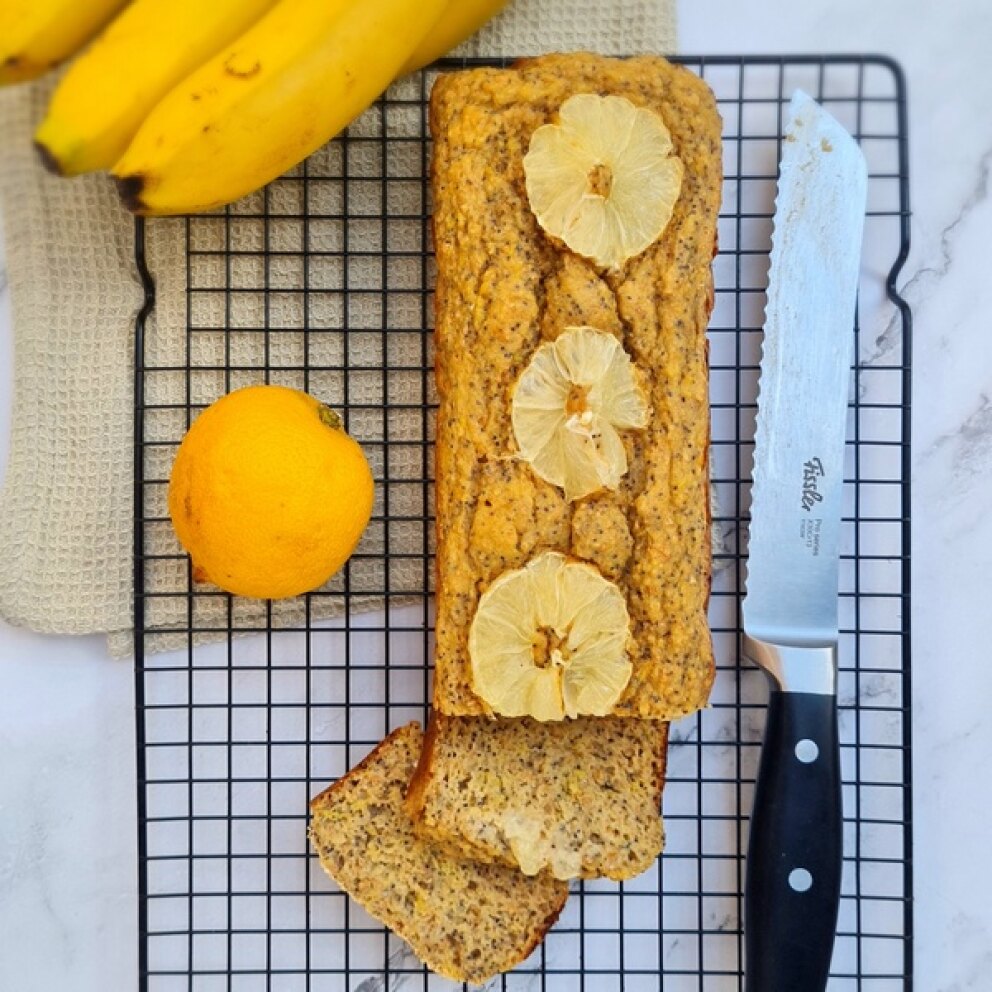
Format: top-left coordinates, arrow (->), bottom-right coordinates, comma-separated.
132,55 -> 912,990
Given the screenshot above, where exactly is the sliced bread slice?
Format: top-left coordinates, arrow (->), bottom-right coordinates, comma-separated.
406,714 -> 668,881
308,722 -> 569,985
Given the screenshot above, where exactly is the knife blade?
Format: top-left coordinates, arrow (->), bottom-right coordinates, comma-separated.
742,90 -> 866,992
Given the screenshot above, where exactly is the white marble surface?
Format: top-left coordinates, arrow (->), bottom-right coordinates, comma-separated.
1,1 -> 990,989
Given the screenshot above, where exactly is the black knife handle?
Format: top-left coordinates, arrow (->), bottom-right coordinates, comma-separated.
745,688 -> 842,992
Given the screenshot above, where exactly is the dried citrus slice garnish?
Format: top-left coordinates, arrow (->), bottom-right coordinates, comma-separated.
511,325 -> 649,501
523,93 -> 683,270
468,550 -> 633,721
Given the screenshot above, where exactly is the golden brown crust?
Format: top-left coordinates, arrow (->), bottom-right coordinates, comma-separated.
309,722 -> 568,984
309,722 -> 416,812
402,711 -> 438,821
429,53 -> 721,720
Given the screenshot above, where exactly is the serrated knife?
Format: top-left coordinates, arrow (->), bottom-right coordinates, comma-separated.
742,91 -> 866,991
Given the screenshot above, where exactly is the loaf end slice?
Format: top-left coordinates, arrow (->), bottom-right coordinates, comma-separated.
309,722 -> 568,985
406,714 -> 668,881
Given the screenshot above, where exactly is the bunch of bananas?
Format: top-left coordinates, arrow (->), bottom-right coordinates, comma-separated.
1,0 -> 508,214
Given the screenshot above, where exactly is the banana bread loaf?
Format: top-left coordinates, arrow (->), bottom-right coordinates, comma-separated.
430,53 -> 721,719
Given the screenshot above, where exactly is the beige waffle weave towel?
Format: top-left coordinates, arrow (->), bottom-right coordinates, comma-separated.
0,1 -> 676,652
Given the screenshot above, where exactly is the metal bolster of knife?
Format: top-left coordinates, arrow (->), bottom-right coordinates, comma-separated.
742,635 -> 837,695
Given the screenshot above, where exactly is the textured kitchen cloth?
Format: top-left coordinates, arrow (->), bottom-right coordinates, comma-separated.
0,0 -> 676,653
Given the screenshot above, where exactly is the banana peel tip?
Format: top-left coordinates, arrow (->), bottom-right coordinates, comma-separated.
116,174 -> 149,214
33,139 -> 64,176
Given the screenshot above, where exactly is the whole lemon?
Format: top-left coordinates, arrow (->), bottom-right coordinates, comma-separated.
168,384 -> 374,599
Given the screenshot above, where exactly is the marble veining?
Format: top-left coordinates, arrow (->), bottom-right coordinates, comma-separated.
919,390 -> 992,478
864,145 -> 992,372
354,946 -> 419,992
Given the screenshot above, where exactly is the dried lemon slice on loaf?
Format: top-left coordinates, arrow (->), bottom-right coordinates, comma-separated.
469,550 -> 633,721
512,325 -> 649,501
523,93 -> 683,270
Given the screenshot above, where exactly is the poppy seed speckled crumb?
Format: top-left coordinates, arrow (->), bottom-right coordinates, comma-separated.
406,714 -> 668,881
309,723 -> 568,984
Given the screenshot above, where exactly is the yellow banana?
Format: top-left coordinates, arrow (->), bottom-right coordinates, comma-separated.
0,0 -> 128,85
402,0 -> 511,74
35,0 -> 279,176
113,0 -> 448,216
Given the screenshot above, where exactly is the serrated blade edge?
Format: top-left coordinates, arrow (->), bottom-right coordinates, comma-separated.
742,91 -> 867,647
